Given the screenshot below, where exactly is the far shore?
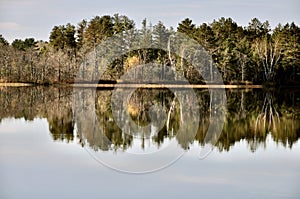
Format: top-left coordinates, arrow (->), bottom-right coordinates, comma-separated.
1,82 -> 300,89
72,83 -> 263,89
0,82 -> 263,88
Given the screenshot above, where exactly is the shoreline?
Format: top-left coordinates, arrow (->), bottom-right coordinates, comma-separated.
0,83 -> 33,87
0,82 -> 263,88
1,82 -> 299,89
72,83 -> 263,89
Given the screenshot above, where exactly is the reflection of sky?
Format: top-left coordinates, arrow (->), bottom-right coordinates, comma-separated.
0,118 -> 299,199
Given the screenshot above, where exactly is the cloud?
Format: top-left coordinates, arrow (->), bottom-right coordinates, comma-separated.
0,22 -> 22,31
173,173 -> 231,184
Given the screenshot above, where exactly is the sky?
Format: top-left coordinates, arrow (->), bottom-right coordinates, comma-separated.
0,0 -> 299,43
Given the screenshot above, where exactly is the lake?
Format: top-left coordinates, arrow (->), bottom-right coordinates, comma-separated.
0,86 -> 299,199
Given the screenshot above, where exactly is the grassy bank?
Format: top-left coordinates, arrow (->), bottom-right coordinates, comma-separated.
0,83 -> 33,87
73,83 -> 263,89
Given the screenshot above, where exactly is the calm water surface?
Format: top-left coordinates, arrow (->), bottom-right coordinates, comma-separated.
0,86 -> 299,199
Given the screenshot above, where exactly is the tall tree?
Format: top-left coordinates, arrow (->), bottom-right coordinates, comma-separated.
49,25 -> 66,50
49,23 -> 76,51
275,22 -> 300,82
12,38 -> 36,51
177,18 -> 196,38
194,23 -> 215,50
85,15 -> 114,48
113,14 -> 135,34
64,23 -> 76,49
246,18 -> 270,39
136,18 -> 153,66
211,17 -> 243,82
0,34 -> 9,46
153,21 -> 171,79
253,34 -> 282,82
76,19 -> 87,49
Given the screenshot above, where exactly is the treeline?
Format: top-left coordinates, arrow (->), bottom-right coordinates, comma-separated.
0,14 -> 299,85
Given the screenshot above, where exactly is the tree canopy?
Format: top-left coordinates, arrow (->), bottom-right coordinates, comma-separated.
0,14 -> 299,85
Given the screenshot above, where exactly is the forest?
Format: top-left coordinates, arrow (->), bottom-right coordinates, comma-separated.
0,14 -> 299,85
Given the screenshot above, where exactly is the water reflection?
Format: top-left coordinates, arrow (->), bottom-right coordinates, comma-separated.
0,86 -> 299,152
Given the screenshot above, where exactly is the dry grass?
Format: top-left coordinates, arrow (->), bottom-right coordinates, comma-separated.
72,83 -> 263,89
0,83 -> 33,87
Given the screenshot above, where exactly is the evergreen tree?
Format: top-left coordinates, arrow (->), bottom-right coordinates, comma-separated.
177,18 -> 196,38
85,15 -> 114,48
0,35 -> 9,46
76,19 -> 87,50
49,25 -> 66,50
65,23 -> 76,49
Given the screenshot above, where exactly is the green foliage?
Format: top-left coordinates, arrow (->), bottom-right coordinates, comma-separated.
12,38 -> 36,51
276,23 -> 300,82
177,18 -> 196,38
0,14 -> 299,85
76,19 -> 87,49
1,87 -> 299,152
49,25 -> 65,50
49,24 -> 76,50
0,34 -> 9,46
113,13 -> 135,33
246,18 -> 270,39
84,15 -> 114,47
65,23 -> 77,49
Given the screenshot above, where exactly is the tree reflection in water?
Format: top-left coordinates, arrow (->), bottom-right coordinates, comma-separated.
0,86 -> 299,152
255,92 -> 280,134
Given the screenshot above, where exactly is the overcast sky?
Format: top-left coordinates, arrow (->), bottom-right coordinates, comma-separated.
0,0 -> 299,42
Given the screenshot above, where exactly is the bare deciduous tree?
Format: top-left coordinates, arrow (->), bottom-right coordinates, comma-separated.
254,36 -> 282,81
